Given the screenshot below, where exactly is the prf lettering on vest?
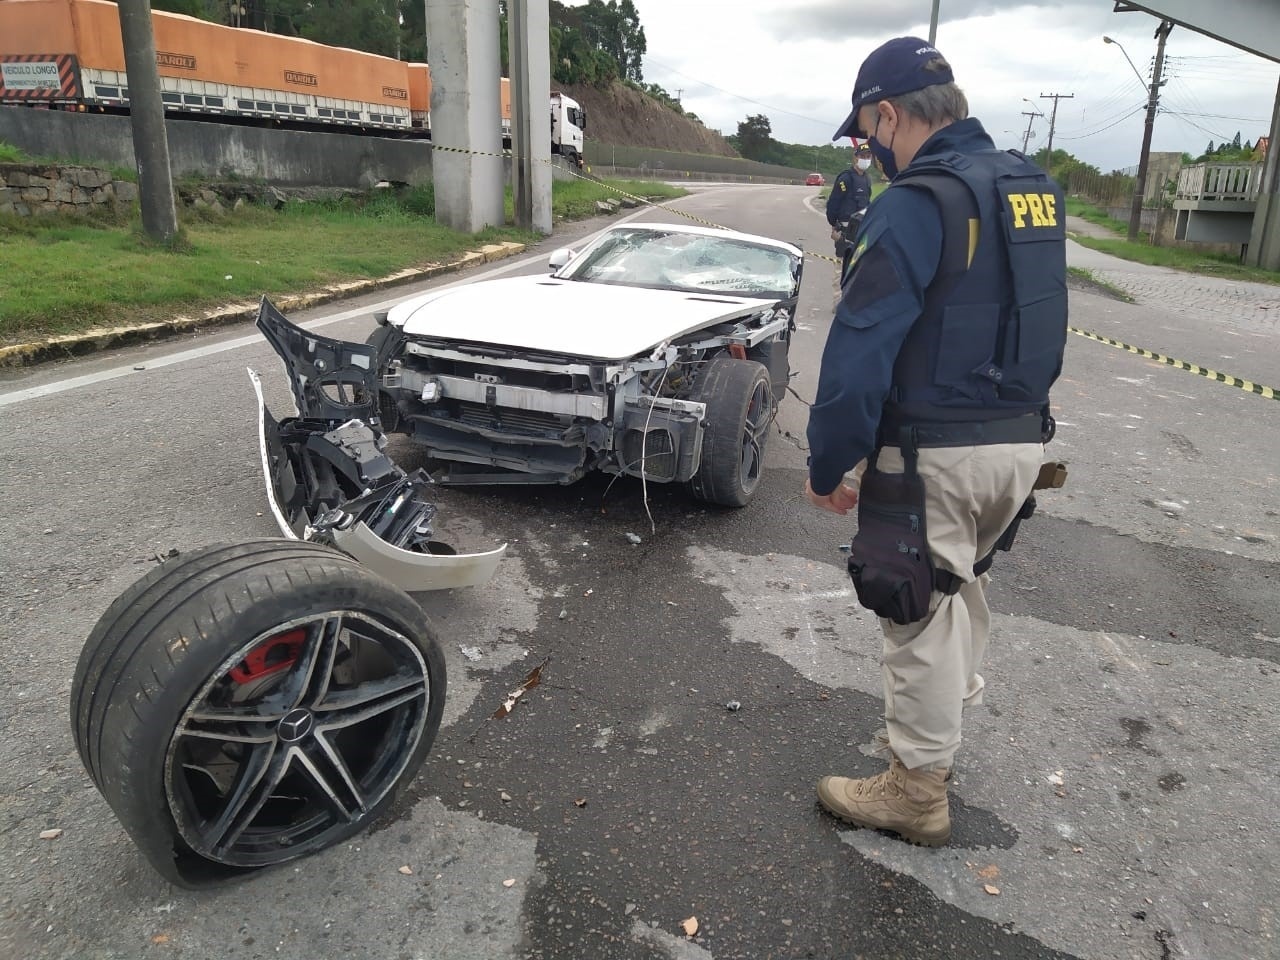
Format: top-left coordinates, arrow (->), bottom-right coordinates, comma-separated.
1007,192 -> 1058,228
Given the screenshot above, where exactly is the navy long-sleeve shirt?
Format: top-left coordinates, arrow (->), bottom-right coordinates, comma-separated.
825,167 -> 871,225
806,119 -> 997,496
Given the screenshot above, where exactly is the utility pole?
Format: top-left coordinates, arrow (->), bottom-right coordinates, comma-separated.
1038,92 -> 1073,173
674,88 -> 683,104
1127,20 -> 1173,242
116,0 -> 178,243
1020,110 -> 1038,154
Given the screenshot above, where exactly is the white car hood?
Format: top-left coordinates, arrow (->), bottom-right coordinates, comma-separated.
389,275 -> 766,361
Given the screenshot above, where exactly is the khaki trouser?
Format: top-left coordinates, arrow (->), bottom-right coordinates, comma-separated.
869,442 -> 1044,771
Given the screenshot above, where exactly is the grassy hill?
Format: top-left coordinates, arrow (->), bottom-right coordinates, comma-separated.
558,81 -> 740,158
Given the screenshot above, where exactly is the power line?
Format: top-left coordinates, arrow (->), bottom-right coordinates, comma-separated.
1161,108 -> 1235,144
1056,104 -> 1146,140
1166,110 -> 1269,123
1055,99 -> 1146,138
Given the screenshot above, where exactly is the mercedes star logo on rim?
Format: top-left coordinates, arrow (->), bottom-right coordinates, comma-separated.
277,708 -> 315,742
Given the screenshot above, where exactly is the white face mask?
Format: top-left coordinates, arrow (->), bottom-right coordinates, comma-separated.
855,158 -> 872,172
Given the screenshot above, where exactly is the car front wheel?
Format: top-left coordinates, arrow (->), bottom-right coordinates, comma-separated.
70,539 -> 445,887
687,356 -> 773,507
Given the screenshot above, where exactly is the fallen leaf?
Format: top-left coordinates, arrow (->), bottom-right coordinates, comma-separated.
151,934 -> 169,945
574,798 -> 588,808
502,878 -> 516,888
681,916 -> 699,937
490,658 -> 550,719
398,865 -> 414,875
983,884 -> 1000,896
977,864 -> 1000,881
39,829 -> 62,840
1073,846 -> 1084,854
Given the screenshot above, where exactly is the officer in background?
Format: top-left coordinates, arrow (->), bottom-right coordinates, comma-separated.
826,141 -> 874,259
804,37 -> 1067,846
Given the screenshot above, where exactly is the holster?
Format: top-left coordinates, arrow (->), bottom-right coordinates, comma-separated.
846,441 -> 935,625
972,460 -> 1066,576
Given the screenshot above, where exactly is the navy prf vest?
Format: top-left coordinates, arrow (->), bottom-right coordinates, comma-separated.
883,148 -> 1067,428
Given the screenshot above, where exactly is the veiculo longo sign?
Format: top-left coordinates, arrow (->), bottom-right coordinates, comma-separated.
1,61 -> 60,89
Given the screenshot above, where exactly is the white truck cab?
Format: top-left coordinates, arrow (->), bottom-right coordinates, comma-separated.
550,92 -> 586,168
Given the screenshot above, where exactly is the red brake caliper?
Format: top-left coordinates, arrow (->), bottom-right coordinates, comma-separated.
229,629 -> 306,685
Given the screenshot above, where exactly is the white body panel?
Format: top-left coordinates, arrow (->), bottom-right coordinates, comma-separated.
389,275 -> 762,361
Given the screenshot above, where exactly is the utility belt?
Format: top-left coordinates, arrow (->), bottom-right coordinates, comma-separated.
845,423 -> 1065,625
877,411 -> 1050,448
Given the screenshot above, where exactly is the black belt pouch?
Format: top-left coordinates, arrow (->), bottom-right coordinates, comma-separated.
846,457 -> 936,625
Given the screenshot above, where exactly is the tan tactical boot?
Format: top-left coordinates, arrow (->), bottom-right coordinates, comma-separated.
816,754 -> 952,846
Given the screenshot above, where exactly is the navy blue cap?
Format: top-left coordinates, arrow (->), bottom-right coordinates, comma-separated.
833,37 -> 954,141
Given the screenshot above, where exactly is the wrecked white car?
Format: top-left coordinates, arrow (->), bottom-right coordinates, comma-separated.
364,222 -> 804,507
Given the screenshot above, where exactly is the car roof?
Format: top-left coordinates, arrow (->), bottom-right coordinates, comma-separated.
604,221 -> 801,257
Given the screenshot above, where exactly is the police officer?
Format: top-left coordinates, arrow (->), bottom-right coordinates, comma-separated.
804,37 -> 1067,846
826,141 -> 873,258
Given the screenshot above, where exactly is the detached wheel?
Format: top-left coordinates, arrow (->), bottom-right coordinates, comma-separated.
70,539 -> 445,887
687,356 -> 773,507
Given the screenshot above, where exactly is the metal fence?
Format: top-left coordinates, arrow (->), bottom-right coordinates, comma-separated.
1060,165 -> 1139,209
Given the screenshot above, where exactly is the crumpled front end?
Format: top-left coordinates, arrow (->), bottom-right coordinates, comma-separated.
250,298 -> 505,591
380,340 -> 709,487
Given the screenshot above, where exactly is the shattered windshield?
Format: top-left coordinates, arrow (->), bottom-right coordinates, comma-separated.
564,228 -> 796,298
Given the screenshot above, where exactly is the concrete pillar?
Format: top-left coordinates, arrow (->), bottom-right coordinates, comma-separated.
1246,75 -> 1280,270
508,0 -> 552,234
425,0 -> 505,232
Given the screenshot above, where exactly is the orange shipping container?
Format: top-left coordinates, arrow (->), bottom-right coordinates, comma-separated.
0,0 -> 410,111
407,62 -> 431,116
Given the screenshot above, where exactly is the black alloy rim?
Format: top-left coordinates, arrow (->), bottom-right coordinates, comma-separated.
164,611 -> 429,867
740,379 -> 771,491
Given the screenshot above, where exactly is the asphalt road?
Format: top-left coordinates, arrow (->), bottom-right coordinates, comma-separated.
1,183 -> 1277,960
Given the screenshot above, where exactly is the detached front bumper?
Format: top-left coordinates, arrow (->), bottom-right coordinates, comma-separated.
249,299 -> 506,592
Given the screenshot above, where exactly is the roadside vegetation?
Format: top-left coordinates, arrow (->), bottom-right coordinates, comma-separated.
1065,197 -> 1279,287
0,157 -> 684,345
1067,266 -> 1135,303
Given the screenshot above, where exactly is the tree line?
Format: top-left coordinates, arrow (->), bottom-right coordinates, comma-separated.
144,0 -> 647,89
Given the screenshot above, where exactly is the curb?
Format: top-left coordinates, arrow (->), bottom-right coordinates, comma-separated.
0,240 -> 527,369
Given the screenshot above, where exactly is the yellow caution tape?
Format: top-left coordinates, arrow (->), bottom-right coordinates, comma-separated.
1068,326 -> 1278,400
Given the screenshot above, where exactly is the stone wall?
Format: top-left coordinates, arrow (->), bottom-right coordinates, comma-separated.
0,163 -> 137,217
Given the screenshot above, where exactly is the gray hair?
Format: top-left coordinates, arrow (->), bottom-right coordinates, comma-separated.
887,59 -> 969,128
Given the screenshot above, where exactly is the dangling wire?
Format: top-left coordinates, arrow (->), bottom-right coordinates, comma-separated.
638,354 -> 675,535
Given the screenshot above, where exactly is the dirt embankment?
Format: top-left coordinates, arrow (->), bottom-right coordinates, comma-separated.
557,81 -> 740,158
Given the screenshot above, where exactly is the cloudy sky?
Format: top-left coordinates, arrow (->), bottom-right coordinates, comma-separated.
624,0 -> 1279,171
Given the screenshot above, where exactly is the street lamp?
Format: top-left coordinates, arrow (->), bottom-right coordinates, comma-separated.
1102,36 -> 1149,92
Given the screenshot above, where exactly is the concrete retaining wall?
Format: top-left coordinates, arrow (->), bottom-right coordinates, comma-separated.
0,106 -> 438,187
